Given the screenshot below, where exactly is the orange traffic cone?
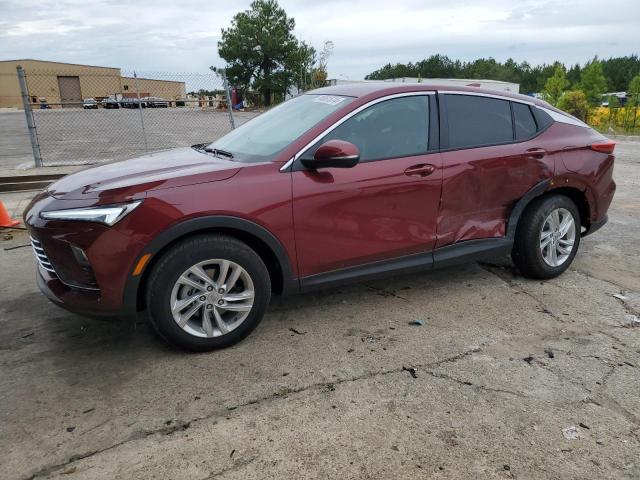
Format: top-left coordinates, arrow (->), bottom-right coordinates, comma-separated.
0,200 -> 20,228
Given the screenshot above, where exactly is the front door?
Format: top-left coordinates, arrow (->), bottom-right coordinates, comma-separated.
291,94 -> 442,278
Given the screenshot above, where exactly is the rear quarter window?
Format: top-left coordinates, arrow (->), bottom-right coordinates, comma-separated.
513,102 -> 538,140
445,95 -> 513,149
533,107 -> 554,131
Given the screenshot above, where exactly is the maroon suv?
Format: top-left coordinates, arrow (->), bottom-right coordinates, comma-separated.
24,84 -> 616,351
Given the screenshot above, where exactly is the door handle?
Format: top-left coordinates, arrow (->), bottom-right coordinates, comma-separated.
404,163 -> 436,177
525,148 -> 547,160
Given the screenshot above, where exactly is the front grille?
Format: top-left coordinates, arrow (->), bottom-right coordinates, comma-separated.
30,237 -> 57,276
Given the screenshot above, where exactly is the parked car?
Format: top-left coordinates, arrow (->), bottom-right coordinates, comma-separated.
24,84 -> 616,351
102,98 -> 120,109
120,98 -> 142,108
82,98 -> 98,109
142,96 -> 170,108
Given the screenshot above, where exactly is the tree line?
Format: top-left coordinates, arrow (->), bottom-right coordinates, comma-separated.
365,54 -> 640,94
366,54 -> 640,129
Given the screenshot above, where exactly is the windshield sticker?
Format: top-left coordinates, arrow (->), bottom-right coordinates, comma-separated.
312,95 -> 346,106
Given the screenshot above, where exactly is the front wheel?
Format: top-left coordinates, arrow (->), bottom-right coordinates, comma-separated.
146,234 -> 271,351
512,194 -> 581,279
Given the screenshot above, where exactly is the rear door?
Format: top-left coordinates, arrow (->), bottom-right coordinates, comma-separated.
291,93 -> 442,278
436,93 -> 554,247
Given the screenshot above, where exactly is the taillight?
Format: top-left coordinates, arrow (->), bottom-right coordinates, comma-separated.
589,141 -> 616,154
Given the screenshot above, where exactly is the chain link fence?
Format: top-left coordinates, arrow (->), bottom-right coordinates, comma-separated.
3,66 -> 258,167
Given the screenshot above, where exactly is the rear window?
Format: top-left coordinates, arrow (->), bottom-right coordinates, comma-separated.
445,95 -> 513,149
513,102 -> 537,139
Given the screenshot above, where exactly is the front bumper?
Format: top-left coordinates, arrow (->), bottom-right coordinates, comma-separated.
24,191 -> 147,317
36,265 -> 119,317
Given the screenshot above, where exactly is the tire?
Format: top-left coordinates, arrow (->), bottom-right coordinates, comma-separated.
146,234 -> 271,351
512,194 -> 581,279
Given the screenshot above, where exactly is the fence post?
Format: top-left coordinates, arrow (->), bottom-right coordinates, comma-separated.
16,66 -> 43,167
222,71 -> 235,129
133,72 -> 149,154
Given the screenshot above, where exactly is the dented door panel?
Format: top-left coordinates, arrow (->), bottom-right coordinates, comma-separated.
436,138 -> 556,247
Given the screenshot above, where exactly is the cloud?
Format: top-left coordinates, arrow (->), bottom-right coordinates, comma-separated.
0,0 -> 638,79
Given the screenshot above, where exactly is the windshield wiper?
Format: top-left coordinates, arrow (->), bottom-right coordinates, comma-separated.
204,147 -> 234,159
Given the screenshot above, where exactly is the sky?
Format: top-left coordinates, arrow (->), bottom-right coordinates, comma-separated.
0,0 -> 639,80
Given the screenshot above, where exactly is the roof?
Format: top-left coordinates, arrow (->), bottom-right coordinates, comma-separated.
308,83 -> 547,106
383,77 -> 519,85
0,59 -> 120,70
121,76 -> 186,85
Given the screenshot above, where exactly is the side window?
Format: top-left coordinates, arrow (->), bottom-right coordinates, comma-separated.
513,102 -> 537,139
317,95 -> 429,162
445,95 -> 513,149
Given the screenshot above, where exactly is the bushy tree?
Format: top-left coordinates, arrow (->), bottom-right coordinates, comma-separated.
626,74 -> 640,129
543,65 -> 569,105
557,90 -> 589,121
606,95 -> 620,125
311,41 -> 334,88
217,0 -> 315,105
287,40 -> 316,92
579,59 -> 607,106
566,64 -> 582,87
602,54 -> 640,91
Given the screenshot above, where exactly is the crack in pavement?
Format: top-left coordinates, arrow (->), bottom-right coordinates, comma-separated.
422,369 -> 530,399
200,456 -> 257,479
598,329 -> 629,347
363,283 -> 410,301
479,262 -> 640,327
570,270 -> 640,320
19,346 -> 486,480
22,420 -> 192,480
589,363 -> 640,427
23,331 -> 636,480
19,264 -> 640,479
477,263 -> 569,324
571,267 -> 640,300
478,262 -> 638,350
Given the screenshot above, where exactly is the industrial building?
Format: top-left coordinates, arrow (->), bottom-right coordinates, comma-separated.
0,59 -> 186,108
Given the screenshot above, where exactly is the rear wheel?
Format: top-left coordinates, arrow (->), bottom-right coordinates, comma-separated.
146,234 -> 271,351
512,194 -> 581,279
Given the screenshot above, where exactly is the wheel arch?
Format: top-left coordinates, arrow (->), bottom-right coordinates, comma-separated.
545,186 -> 591,230
123,216 -> 298,313
507,179 -> 593,241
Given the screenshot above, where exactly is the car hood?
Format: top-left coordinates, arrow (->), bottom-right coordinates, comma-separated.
47,147 -> 242,200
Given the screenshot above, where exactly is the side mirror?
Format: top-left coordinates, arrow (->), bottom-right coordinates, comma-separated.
301,140 -> 360,169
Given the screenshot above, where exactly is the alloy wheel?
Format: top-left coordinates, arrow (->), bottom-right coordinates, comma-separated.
539,207 -> 576,267
170,259 -> 255,338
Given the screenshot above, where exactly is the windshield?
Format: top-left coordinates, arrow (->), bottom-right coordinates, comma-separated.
207,94 -> 355,163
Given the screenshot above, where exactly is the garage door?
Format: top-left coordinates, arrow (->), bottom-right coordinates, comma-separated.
57,76 -> 82,108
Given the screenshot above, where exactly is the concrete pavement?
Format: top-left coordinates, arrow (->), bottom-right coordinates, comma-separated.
0,143 -> 638,480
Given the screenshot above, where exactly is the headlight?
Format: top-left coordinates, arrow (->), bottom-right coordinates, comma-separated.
40,201 -> 142,226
